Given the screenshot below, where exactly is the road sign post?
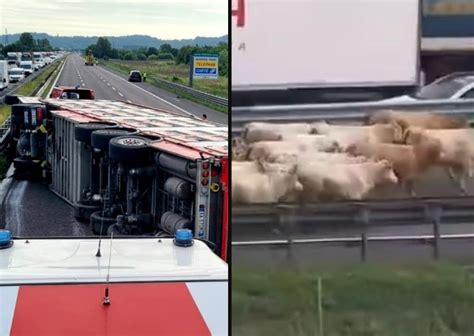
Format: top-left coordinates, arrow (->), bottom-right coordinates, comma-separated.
190,54 -> 219,87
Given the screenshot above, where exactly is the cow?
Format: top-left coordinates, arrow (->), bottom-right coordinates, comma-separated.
232,136 -> 248,161
311,122 -> 404,150
404,126 -> 474,194
367,110 -> 467,130
243,122 -> 312,143
346,133 -> 442,196
271,151 -> 370,164
247,138 -> 338,162
296,160 -> 398,202
232,161 -> 304,204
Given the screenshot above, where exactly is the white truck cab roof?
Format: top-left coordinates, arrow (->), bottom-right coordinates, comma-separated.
0,236 -> 228,335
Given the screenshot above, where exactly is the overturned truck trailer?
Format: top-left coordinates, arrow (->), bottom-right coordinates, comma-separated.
7,97 -> 229,260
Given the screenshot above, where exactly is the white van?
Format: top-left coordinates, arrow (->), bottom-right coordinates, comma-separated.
0,61 -> 9,90
19,61 -> 34,76
8,67 -> 25,83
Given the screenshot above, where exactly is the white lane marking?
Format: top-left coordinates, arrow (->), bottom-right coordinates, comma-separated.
82,83 -> 85,86
112,87 -> 116,91
127,100 -> 132,103
118,92 -> 123,97
47,58 -> 67,97
96,66 -> 194,117
0,286 -> 19,336
107,83 -> 111,86
186,282 -> 228,336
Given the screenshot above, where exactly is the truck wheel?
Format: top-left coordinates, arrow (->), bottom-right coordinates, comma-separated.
109,135 -> 151,163
91,128 -> 137,151
74,122 -> 117,144
74,202 -> 102,222
90,211 -> 117,235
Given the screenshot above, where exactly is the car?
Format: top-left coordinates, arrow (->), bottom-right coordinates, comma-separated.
381,72 -> 474,102
128,70 -> 142,82
8,68 -> 25,83
50,86 -> 95,99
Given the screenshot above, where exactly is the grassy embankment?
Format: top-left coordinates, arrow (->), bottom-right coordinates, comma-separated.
233,263 -> 474,336
100,59 -> 228,113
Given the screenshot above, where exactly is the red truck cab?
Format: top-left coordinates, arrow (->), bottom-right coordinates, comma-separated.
50,86 -> 95,100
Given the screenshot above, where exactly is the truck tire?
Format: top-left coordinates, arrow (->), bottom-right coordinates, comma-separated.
91,128 -> 137,151
74,122 -> 117,144
73,202 -> 102,222
90,211 -> 117,235
109,135 -> 151,163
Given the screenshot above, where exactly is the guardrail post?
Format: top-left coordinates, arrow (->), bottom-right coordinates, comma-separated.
427,202 -> 442,260
276,205 -> 294,263
356,205 -> 370,262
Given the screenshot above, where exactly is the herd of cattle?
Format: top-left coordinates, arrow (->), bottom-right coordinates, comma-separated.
232,110 -> 474,204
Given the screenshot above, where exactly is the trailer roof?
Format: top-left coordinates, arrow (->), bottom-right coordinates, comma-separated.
42,99 -> 228,159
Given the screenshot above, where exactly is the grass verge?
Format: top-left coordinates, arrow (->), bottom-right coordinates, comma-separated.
233,263 -> 474,336
100,59 -> 228,114
16,60 -> 62,97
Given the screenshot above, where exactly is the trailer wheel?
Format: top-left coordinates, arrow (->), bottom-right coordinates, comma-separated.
91,128 -> 137,151
90,211 -> 117,235
74,122 -> 117,144
109,135 -> 151,163
74,202 -> 102,222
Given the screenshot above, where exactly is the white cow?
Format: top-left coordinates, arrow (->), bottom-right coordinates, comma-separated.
232,161 -> 303,204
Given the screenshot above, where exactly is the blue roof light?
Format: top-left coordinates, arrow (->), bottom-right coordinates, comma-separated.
0,230 -> 13,249
174,229 -> 194,247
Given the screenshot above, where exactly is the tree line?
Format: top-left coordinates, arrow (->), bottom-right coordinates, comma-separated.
86,37 -> 228,76
0,32 -> 56,55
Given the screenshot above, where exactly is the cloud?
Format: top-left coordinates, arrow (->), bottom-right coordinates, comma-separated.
0,0 -> 227,38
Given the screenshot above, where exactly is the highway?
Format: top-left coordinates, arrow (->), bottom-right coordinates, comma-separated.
1,53 -> 227,237
56,53 -> 227,124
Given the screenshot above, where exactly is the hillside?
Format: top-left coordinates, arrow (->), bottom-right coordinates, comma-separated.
2,33 -> 228,50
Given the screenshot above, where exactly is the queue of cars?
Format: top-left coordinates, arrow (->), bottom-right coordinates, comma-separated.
0,51 -> 64,89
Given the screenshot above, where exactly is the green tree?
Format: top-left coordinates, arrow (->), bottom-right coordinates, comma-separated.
95,37 -> 112,58
147,54 -> 159,60
147,47 -> 158,56
159,43 -> 173,54
123,52 -> 136,60
18,33 -> 35,51
218,48 -> 228,77
157,52 -> 173,60
136,53 -> 146,60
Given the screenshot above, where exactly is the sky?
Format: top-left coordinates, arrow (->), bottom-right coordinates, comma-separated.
0,0 -> 228,39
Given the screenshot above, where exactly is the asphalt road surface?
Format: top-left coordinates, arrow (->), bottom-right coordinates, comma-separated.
57,54 -> 227,124
2,53 -> 228,237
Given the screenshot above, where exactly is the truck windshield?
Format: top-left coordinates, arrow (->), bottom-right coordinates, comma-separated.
9,70 -> 23,75
21,65 -> 32,69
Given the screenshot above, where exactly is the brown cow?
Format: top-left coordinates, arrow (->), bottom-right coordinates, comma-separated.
404,126 -> 474,194
347,133 -> 442,196
367,110 -> 467,130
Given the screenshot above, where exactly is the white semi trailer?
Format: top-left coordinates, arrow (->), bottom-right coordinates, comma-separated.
232,0 -> 422,104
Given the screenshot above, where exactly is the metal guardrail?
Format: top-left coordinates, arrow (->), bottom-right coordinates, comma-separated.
233,197 -> 474,262
154,77 -> 228,108
232,99 -> 474,135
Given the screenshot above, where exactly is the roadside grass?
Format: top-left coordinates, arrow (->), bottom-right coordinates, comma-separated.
0,105 -> 9,125
41,61 -> 64,98
233,263 -> 474,336
100,59 -> 228,113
